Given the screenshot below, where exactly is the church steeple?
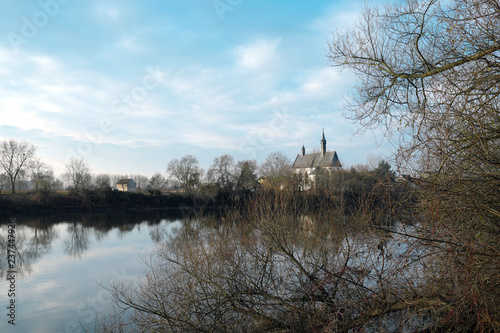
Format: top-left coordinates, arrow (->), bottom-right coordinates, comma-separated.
301,144 -> 305,156
320,129 -> 326,156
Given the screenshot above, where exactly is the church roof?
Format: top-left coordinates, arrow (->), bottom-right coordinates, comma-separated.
292,151 -> 342,169
116,179 -> 134,185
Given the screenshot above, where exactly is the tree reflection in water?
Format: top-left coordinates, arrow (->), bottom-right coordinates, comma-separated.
101,199 -> 429,333
64,222 -> 91,258
0,217 -> 58,278
0,210 -> 185,277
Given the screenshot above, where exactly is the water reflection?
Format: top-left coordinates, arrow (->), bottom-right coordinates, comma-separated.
64,222 -> 90,258
99,211 -> 411,332
0,210 -> 404,333
0,210 -> 185,278
0,210 -> 185,333
0,210 -> 398,281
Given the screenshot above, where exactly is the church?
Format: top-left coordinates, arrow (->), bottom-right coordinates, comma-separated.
291,130 -> 342,189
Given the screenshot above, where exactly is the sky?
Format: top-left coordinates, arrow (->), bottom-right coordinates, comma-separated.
0,0 -> 393,177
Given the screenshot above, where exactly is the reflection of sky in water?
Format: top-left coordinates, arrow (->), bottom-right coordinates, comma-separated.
0,218 -> 181,333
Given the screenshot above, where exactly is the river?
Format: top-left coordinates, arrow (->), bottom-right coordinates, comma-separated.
0,211 -> 184,333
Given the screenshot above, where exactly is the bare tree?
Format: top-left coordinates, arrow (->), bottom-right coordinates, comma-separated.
206,154 -> 236,193
0,173 -> 9,193
328,0 -> 499,189
94,174 -> 111,189
149,172 -> 166,191
52,178 -> 64,191
30,158 -> 55,192
65,158 -> 92,190
102,190 -> 442,332
0,139 -> 36,193
167,155 -> 203,192
328,0 -> 500,330
366,154 -> 382,171
259,151 -> 292,188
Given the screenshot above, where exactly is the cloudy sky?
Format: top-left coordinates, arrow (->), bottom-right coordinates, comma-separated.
0,0 -> 392,177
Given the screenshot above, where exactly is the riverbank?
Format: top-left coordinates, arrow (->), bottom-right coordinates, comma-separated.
0,183 -> 409,216
0,189 -> 207,215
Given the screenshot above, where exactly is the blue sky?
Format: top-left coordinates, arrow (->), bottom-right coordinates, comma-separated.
0,0 -> 392,177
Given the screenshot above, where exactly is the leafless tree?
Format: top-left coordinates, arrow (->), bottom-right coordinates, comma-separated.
328,0 -> 499,191
328,0 -> 500,330
366,154 -> 382,171
0,139 -> 36,193
149,172 -> 166,191
100,189 -> 448,332
259,151 -> 293,188
65,158 -> 92,190
95,174 -> 112,189
167,155 -> 203,192
206,154 -> 236,193
0,173 -> 9,193
30,158 -> 55,192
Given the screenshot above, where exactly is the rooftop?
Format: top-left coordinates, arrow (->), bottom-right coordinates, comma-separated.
292,151 -> 342,169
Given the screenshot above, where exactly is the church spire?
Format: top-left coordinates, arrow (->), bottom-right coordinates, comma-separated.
320,129 -> 326,156
301,144 -> 305,156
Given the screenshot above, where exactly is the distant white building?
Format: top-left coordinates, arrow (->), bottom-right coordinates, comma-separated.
292,130 -> 342,189
115,179 -> 137,192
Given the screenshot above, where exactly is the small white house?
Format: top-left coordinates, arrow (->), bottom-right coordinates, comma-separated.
115,179 -> 137,192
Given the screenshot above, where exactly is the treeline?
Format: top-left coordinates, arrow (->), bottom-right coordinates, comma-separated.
1,137 -> 410,214
0,159 -> 410,215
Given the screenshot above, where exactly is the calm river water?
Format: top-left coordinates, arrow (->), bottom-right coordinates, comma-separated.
0,211 -> 184,333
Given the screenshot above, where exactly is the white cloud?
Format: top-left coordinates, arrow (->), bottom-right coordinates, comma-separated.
0,0 -> 394,175
29,55 -> 59,72
235,39 -> 281,70
0,97 -> 53,131
300,67 -> 346,97
0,46 -> 169,148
